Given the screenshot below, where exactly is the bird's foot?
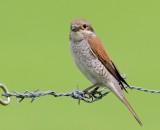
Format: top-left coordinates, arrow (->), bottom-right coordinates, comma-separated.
89,87 -> 103,99
83,83 -> 102,99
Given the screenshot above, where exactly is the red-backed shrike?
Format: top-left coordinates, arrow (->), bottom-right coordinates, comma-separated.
69,19 -> 142,126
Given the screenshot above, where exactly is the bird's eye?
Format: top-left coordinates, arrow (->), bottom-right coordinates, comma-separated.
83,24 -> 87,28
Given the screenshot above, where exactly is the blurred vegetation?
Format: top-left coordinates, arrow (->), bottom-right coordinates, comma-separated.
0,0 -> 160,130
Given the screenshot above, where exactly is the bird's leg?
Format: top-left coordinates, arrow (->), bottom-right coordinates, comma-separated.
89,87 -> 103,99
83,83 -> 98,99
83,83 -> 99,92
83,83 -> 102,99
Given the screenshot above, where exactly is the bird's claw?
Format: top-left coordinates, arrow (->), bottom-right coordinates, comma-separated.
83,84 -> 102,100
89,87 -> 103,99
83,91 -> 94,100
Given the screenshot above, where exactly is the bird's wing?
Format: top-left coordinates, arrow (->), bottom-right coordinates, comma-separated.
88,35 -> 130,91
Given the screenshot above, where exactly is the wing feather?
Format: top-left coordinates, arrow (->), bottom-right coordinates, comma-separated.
88,35 -> 130,91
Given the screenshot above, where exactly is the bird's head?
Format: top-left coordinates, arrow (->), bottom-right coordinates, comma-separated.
70,19 -> 94,42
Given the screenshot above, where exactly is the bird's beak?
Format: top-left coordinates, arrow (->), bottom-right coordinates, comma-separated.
71,25 -> 80,32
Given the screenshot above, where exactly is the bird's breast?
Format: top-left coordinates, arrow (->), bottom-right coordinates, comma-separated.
70,39 -> 109,84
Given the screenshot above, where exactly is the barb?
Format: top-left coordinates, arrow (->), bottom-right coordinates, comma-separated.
0,83 -> 160,106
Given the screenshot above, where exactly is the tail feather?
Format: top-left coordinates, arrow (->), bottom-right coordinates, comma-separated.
121,95 -> 143,127
108,82 -> 143,126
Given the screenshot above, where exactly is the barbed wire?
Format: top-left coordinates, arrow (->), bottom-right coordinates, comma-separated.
0,83 -> 160,106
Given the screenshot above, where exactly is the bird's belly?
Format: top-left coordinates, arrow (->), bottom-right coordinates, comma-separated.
70,41 -> 109,85
74,56 -> 100,84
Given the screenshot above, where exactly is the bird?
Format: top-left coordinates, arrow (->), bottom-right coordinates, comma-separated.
69,18 -> 143,126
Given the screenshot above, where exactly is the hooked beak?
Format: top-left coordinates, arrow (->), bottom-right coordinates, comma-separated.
71,25 -> 80,32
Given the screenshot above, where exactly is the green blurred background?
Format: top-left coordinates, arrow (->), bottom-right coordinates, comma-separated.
0,0 -> 160,129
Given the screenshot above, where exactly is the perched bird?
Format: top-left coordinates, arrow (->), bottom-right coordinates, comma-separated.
69,18 -> 143,126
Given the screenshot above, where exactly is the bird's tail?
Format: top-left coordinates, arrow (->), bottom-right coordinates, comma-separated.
108,82 -> 143,127
120,94 -> 143,127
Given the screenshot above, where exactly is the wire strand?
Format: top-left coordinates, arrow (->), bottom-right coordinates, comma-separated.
0,83 -> 160,105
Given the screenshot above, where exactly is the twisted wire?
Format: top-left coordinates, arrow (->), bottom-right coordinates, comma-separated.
0,83 -> 160,105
